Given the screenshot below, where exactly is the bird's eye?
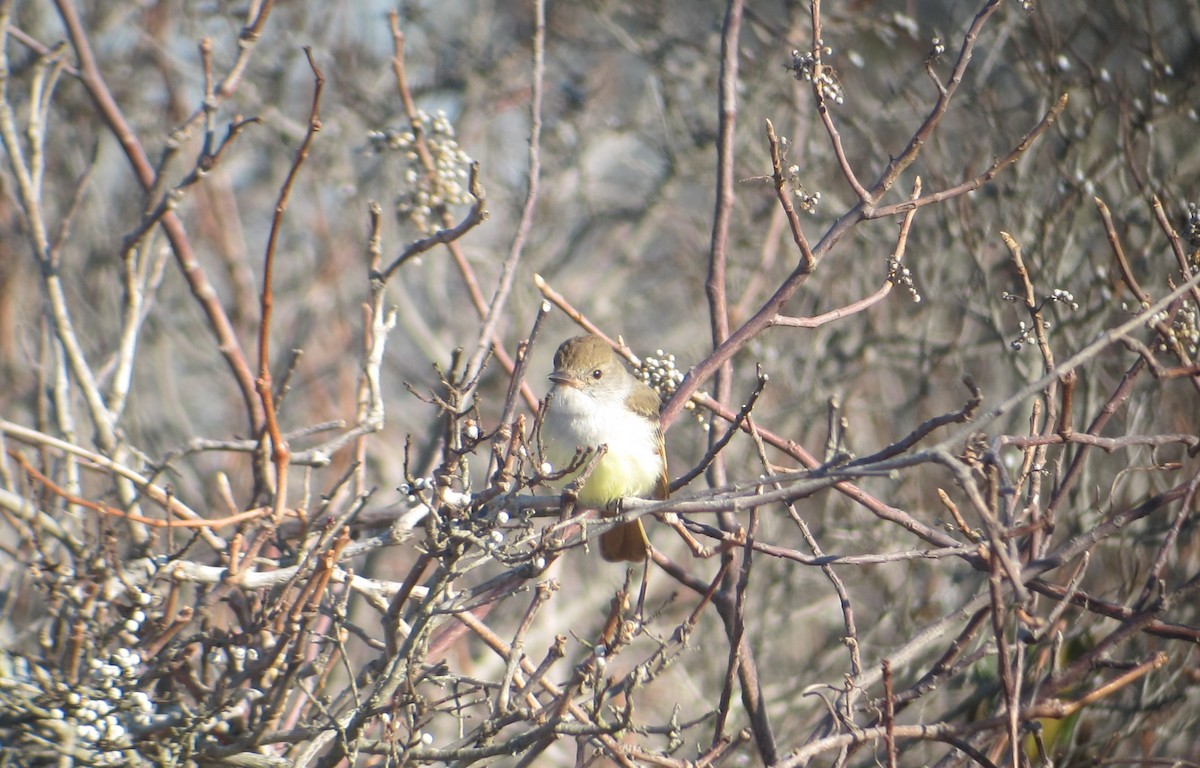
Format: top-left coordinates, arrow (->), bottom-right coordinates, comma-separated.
591,369 -> 603,380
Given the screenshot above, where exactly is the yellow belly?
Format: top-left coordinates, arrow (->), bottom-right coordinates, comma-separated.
573,448 -> 660,507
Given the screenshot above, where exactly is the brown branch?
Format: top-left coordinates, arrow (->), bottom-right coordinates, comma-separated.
452,610 -> 641,767
999,231 -> 1060,548
678,395 -> 967,551
659,237 -> 816,428
664,0 -> 1047,430
890,608 -> 990,710
764,118 -> 815,272
927,270 -> 1200,460
1096,196 -> 1198,391
865,0 -> 1003,203
377,163 -> 486,279
672,366 -> 768,491
7,24 -> 79,76
533,274 -> 621,348
1028,579 -> 1200,644
384,12 -> 539,416
767,287 -> 888,328
256,47 -> 324,517
713,511 -> 759,752
1002,231 -> 1056,371
774,175 -> 921,327
12,449 -> 283,529
869,93 -> 1069,219
118,116 -> 263,257
1151,194 -> 1200,304
495,579 -> 557,716
1135,472 -> 1200,610
489,302 -> 551,485
53,0 -> 264,434
1149,193 -> 1200,389
706,0 -> 744,427
847,377 -> 983,467
1031,652 -> 1168,720
461,0 -> 546,407
882,660 -> 897,768
749,410 -> 868,696
1095,195 -> 1150,304
672,520 -> 971,565
807,1 -> 870,202
776,653 -> 1168,767
999,430 -> 1198,452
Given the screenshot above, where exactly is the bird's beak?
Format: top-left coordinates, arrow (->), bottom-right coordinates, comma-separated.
548,370 -> 581,388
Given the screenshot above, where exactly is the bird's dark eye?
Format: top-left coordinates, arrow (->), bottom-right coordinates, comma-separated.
591,368 -> 603,380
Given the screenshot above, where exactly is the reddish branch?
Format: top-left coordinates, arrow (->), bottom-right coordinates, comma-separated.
385,12 -> 538,413
12,449 -> 283,529
256,47 -> 324,517
661,0 -> 1063,430
53,0 -> 265,434
706,0 -> 745,419
777,652 -> 1168,767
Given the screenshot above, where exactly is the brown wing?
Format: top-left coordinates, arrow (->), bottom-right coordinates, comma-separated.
653,425 -> 669,500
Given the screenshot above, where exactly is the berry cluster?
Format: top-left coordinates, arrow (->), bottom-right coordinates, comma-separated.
788,46 -> 845,105
60,647 -> 153,765
1184,202 -> 1200,253
886,256 -> 922,303
639,349 -> 706,424
787,164 -> 821,213
368,109 -> 474,234
638,349 -> 685,400
1003,289 -> 1078,351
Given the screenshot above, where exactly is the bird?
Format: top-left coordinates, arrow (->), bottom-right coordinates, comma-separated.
540,334 -> 667,562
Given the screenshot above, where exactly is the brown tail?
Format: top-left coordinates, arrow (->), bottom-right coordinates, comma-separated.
600,441 -> 667,563
599,519 -> 649,562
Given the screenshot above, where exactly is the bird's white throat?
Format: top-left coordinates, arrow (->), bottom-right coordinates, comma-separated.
542,385 -> 662,505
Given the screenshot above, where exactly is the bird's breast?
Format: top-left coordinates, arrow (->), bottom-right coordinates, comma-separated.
542,388 -> 662,504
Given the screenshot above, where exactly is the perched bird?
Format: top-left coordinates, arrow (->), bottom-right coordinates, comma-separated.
541,335 -> 667,561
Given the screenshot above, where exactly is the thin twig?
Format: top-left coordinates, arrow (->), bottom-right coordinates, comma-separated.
54,0 -> 265,433
764,118 -> 815,272
808,1 -> 870,201
705,0 -> 745,440
865,0 -> 1004,205
869,94 -> 1068,219
461,0 -> 546,405
377,163 -> 486,279
257,47 -> 324,519
672,366 -> 768,491
384,13 -> 535,412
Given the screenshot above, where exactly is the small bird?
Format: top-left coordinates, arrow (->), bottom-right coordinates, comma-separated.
541,334 -> 667,562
